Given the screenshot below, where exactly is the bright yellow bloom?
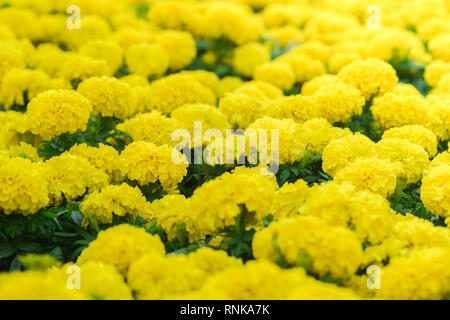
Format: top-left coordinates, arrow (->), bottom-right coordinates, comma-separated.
77,224 -> 165,275
77,76 -> 137,119
27,89 -> 92,139
0,157 -> 48,215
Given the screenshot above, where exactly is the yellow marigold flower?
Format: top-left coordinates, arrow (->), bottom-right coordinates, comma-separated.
0,7 -> 42,41
216,76 -> 244,98
119,74 -> 150,88
27,89 -> 92,139
171,103 -> 231,140
301,74 -> 337,96
18,253 -> 61,270
428,34 -> 450,61
0,43 -> 25,78
392,213 -> 450,248
62,15 -> 111,50
77,224 -> 165,275
59,54 -> 110,81
417,17 -> 450,43
200,50 -> 217,65
311,81 -> 365,124
218,81 -> 282,128
178,70 -> 220,95
327,52 -> 362,73
287,279 -> 361,300
189,247 -> 243,274
420,163 -> 450,221
433,73 -> 450,94
233,42 -> 271,77
278,53 -> 326,83
428,151 -> 450,171
270,178 -> 311,218
371,91 -> 433,129
66,143 -> 122,183
79,40 -> 124,75
199,3 -> 262,44
361,238 -> 410,267
129,247 -> 243,300
382,125 -> 438,157
378,247 -> 450,300
262,3 -> 304,28
0,24 -> 16,41
43,154 -> 108,205
238,80 -> 284,100
148,74 -> 216,114
265,25 -> 304,49
73,262 -> 132,300
124,43 -> 169,77
0,68 -> 51,109
264,94 -> 319,123
0,110 -> 28,150
77,76 -> 137,119
289,40 -> 330,64
253,215 -> 363,279
148,194 -> 204,242
297,118 -> 352,154
178,260 -> 308,300
246,116 -> 305,164
30,44 -> 67,77
303,12 -> 360,45
7,142 -> 41,162
427,96 -> 450,140
189,166 -> 278,235
0,270 -> 87,300
80,183 -> 150,226
364,28 -> 429,64
117,111 -> 180,146
405,0 -> 448,28
120,141 -> 188,189
391,83 -> 424,97
334,157 -> 402,198
156,30 -> 196,71
0,157 -> 48,215
128,252 -> 206,300
322,133 -> 377,177
38,13 -> 67,43
375,138 -> 430,184
108,27 -> 154,51
253,61 -> 296,91
148,0 -> 199,31
424,60 -> 450,87
301,182 -> 395,244
338,58 -> 398,100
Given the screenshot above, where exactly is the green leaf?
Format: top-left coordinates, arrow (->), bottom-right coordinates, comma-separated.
9,255 -> 22,271
54,232 -> 78,237
16,242 -> 41,252
0,247 -> 16,259
279,168 -> 290,185
71,210 -> 83,225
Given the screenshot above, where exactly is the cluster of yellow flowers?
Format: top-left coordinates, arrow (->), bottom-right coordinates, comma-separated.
1,0 -> 450,300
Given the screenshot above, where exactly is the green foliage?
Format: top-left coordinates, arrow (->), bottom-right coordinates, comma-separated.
134,4 -> 149,19
38,115 -> 129,160
0,204 -> 97,271
390,53 -> 430,96
276,154 -> 331,186
338,100 -> 383,142
269,40 -> 301,60
178,161 -> 232,197
389,183 -> 446,226
222,205 -> 256,262
188,39 -> 239,78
